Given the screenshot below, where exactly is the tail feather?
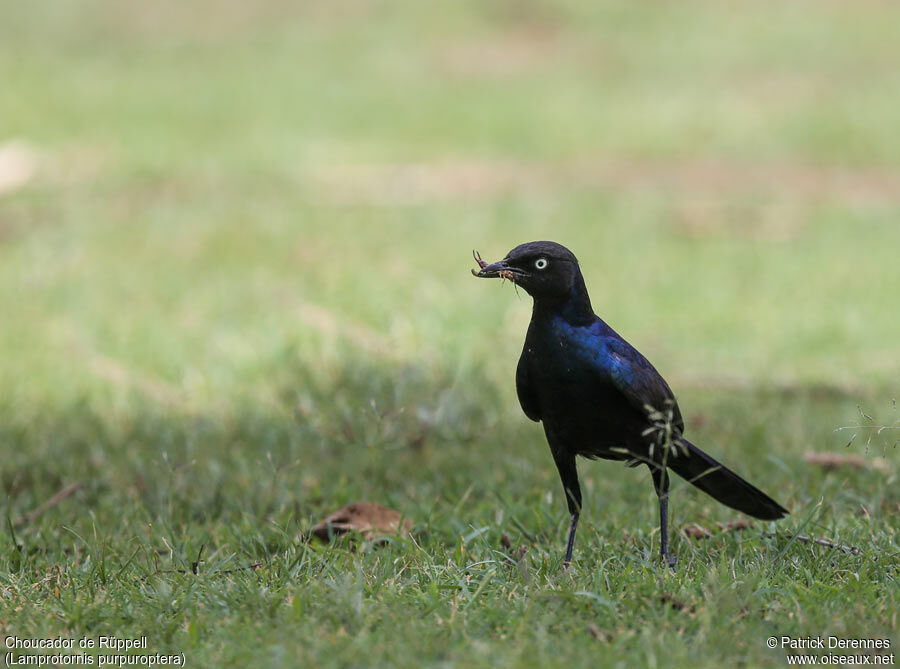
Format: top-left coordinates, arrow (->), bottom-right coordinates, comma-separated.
667,439 -> 788,520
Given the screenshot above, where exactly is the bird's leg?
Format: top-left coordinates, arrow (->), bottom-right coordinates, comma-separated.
564,510 -> 579,569
658,491 -> 676,568
551,448 -> 582,570
651,466 -> 677,568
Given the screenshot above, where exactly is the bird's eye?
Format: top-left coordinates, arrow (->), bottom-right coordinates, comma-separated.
535,258 -> 549,270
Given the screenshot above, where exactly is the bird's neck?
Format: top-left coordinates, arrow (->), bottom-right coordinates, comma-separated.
532,271 -> 595,326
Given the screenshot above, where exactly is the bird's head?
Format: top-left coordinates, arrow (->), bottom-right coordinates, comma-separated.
472,241 -> 582,301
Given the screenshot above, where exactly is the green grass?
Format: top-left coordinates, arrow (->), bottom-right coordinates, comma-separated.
1,1 -> 898,666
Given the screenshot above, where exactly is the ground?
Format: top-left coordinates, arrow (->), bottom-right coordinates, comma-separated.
0,1 -> 898,667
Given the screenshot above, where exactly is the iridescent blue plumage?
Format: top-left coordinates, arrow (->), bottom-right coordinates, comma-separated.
541,312 -> 684,435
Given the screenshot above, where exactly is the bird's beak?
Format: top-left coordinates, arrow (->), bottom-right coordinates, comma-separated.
472,259 -> 513,279
471,250 -> 527,281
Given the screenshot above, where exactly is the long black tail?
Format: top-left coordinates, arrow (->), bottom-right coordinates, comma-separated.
666,439 -> 789,520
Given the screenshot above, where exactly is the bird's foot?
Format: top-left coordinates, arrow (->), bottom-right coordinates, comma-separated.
662,553 -> 677,569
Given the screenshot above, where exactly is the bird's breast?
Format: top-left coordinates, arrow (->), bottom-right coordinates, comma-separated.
524,321 -> 641,457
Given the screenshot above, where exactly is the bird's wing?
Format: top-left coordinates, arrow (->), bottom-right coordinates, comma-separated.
516,353 -> 541,422
603,336 -> 685,434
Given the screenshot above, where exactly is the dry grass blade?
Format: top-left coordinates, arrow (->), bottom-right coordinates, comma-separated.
14,482 -> 83,529
762,532 -> 862,556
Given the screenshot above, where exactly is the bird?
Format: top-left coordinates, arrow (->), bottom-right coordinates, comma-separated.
472,240 -> 788,567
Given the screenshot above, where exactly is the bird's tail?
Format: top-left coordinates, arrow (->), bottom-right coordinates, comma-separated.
665,439 -> 788,520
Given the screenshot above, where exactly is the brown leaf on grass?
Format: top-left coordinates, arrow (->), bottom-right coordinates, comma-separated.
804,452 -> 867,470
682,524 -> 712,539
683,520 -> 753,540
660,593 -> 695,613
716,519 -> 753,532
311,502 -> 413,543
498,533 -> 527,561
804,452 -> 891,472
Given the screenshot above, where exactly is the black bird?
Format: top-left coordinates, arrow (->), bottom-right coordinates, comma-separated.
472,241 -> 788,567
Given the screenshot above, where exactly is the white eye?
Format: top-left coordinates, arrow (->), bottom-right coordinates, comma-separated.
534,257 -> 549,270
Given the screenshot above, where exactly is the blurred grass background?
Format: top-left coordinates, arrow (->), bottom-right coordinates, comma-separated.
1,1 -> 898,666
